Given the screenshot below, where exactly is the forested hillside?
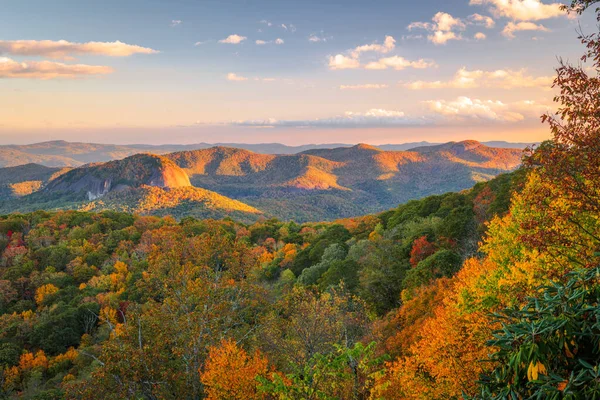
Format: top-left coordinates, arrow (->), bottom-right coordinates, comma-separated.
0,168 -> 522,399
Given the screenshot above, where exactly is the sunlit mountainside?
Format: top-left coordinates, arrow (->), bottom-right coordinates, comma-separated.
0,140 -> 522,222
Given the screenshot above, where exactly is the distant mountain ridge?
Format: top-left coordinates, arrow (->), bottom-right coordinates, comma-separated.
0,140 -> 523,222
0,140 -> 536,168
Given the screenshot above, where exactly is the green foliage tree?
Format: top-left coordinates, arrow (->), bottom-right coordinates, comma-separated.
476,268 -> 600,399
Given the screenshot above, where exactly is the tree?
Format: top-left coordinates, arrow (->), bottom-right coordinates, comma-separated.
475,268 -> 600,399
409,236 -> 437,268
259,342 -> 384,400
200,339 -> 269,400
522,0 -> 600,269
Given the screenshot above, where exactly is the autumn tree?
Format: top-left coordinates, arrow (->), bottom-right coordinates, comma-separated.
200,339 -> 269,400
522,0 -> 600,268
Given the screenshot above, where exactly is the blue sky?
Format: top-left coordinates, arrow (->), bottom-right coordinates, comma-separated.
0,0 -> 595,144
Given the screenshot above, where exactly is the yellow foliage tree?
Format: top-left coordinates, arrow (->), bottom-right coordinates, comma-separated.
34,284 -> 59,306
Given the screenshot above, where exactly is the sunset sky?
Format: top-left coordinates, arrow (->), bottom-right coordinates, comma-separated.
0,0 -> 595,145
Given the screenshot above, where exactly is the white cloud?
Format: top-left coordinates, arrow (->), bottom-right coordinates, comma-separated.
328,54 -> 361,70
170,20 -> 182,27
365,56 -> 436,70
434,12 -> 466,31
339,84 -> 389,90
255,38 -> 284,45
260,20 -> 273,27
309,34 -> 326,42
502,21 -> 549,38
408,12 -> 466,45
328,36 -> 432,71
407,21 -> 435,31
226,72 -> 248,81
219,34 -> 247,44
350,35 -> 396,58
470,0 -> 564,21
235,108 -> 427,128
429,31 -> 461,45
425,96 -> 550,122
0,39 -> 158,60
468,13 -> 495,28
474,32 -> 487,40
0,57 -> 113,79
404,67 -> 553,89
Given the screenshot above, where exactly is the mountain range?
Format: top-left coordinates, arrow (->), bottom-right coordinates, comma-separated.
0,140 -> 535,168
0,140 -> 524,222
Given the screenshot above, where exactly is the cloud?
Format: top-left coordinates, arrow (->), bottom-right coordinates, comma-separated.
226,72 -> 248,81
425,96 -> 549,122
468,13 -> 495,28
350,35 -> 396,58
328,54 -> 361,70
339,84 -> 389,90
219,34 -> 247,44
365,56 -> 436,70
408,12 -> 466,45
474,32 -> 487,40
404,67 -> 553,89
502,21 -> 549,38
433,12 -> 466,31
280,24 -> 297,32
429,31 -> 461,45
0,57 -> 113,79
0,40 -> 158,60
309,34 -> 326,42
255,38 -> 284,45
234,108 -> 428,128
469,0 -> 563,21
170,20 -> 182,27
260,20 -> 273,27
328,35 -> 432,71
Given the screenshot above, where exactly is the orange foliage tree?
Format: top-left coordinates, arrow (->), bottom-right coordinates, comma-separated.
200,339 -> 269,400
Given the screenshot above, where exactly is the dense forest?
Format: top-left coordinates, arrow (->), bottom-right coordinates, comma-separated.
1,1 -> 600,399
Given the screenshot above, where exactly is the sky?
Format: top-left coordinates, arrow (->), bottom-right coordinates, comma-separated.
0,0 -> 596,145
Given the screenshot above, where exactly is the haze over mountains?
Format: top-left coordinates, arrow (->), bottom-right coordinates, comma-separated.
0,140 -> 535,168
0,140 -> 523,222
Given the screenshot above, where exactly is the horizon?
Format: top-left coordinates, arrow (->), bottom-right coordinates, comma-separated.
1,0 -> 595,144
0,137 -> 536,148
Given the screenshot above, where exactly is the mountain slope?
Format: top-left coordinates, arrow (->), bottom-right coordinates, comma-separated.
164,141 -> 523,220
0,164 -> 71,199
0,141 -> 523,222
0,154 -> 262,222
